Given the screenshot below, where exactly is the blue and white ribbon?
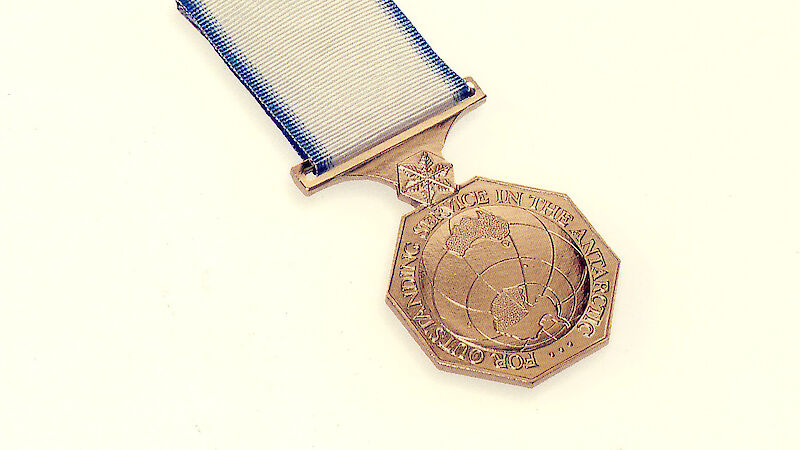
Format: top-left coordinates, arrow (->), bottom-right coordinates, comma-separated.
178,0 -> 471,173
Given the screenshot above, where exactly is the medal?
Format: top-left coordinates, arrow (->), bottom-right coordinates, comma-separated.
177,0 -> 619,386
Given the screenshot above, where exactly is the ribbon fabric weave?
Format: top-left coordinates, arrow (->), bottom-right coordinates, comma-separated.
177,0 -> 470,173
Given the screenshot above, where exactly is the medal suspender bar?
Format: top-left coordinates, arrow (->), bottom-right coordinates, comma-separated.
178,0 -> 619,387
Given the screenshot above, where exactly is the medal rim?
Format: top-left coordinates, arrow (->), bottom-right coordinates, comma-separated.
386,176 -> 620,387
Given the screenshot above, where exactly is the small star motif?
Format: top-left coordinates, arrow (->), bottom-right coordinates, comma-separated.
397,152 -> 455,205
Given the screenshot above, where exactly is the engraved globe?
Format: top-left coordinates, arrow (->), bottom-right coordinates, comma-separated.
421,205 -> 590,352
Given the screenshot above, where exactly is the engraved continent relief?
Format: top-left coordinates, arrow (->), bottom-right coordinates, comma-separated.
445,210 -> 510,255
387,178 -> 619,387
491,286 -> 529,335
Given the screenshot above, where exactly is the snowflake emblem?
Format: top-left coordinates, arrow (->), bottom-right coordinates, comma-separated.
397,152 -> 455,205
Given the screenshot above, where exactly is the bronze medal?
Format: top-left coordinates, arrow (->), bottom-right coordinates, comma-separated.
292,80 -> 619,386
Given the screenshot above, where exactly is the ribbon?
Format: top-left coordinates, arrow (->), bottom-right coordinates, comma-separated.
178,0 -> 470,173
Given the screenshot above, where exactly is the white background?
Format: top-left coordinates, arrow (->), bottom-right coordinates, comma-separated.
1,1 -> 798,448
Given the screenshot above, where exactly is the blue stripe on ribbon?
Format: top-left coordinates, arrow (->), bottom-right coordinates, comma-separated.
178,0 -> 322,167
376,1 -> 470,103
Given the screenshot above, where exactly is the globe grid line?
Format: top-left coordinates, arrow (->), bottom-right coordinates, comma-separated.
506,228 -> 534,312
508,220 -> 591,321
508,221 -> 586,262
433,285 -> 510,347
464,257 -> 579,348
429,242 -> 511,348
427,237 -> 505,346
437,286 -> 485,314
421,205 -> 592,353
453,256 -> 512,347
432,254 -> 583,351
446,219 -> 570,346
512,207 -> 558,299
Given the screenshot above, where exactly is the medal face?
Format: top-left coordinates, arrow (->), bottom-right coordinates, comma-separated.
387,177 -> 619,386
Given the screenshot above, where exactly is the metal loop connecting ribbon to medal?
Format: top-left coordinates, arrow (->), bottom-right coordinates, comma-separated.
177,0 -> 470,174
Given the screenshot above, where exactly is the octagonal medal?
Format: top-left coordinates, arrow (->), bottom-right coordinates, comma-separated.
386,177 -> 619,386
